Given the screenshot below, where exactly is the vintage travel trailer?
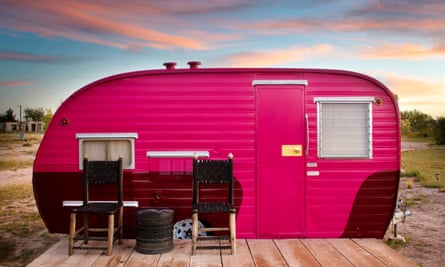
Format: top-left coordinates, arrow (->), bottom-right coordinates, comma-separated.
33,62 -> 400,239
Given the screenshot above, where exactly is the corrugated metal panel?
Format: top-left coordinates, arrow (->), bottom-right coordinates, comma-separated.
36,71 -> 258,237
34,68 -> 400,238
304,71 -> 399,237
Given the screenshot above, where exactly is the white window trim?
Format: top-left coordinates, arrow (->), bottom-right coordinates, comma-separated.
314,96 -> 375,104
76,132 -> 138,170
315,97 -> 374,159
252,80 -> 308,86
146,151 -> 210,158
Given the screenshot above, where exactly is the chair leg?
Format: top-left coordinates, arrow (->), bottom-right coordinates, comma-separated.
83,214 -> 89,244
107,214 -> 114,256
69,212 -> 76,255
230,212 -> 236,255
118,207 -> 123,244
191,212 -> 198,255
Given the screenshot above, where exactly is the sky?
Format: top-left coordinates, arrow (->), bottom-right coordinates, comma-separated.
1,0 -> 445,119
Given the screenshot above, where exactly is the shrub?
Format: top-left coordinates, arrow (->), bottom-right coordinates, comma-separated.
433,117 -> 445,145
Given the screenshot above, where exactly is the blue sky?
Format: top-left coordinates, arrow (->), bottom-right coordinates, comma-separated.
1,0 -> 445,119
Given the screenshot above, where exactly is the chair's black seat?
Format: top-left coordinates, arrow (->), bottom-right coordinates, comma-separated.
73,202 -> 122,214
192,202 -> 234,213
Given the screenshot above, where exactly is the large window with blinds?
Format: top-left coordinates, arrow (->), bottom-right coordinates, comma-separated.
76,133 -> 138,169
314,97 -> 374,158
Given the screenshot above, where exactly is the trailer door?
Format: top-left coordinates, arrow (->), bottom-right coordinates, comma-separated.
255,81 -> 306,237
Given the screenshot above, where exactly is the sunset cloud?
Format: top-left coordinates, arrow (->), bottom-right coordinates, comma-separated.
0,50 -> 69,62
242,1 -> 445,60
0,80 -> 33,87
378,73 -> 445,116
0,0 -> 220,51
360,43 -> 445,60
383,74 -> 443,97
1,1 -> 445,117
224,44 -> 334,67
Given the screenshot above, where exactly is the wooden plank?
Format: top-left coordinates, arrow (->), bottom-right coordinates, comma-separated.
247,239 -> 287,267
27,239 -> 71,267
353,239 -> 419,267
157,240 -> 191,267
125,245 -> 160,267
190,240 -> 222,267
221,239 -> 255,267
58,243 -> 103,267
302,239 -> 353,267
28,238 -> 420,267
91,239 -> 135,267
328,239 -> 385,267
274,239 -> 321,267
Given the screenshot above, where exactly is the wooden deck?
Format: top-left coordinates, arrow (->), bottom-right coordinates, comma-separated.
28,238 -> 419,267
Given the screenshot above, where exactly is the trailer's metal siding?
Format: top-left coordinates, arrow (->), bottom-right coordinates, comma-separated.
33,68 -> 400,239
303,71 -> 400,237
34,70 -> 258,237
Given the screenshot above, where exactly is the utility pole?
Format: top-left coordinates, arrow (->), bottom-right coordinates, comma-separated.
19,104 -> 22,131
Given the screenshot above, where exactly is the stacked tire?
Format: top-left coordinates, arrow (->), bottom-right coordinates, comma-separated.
135,208 -> 174,254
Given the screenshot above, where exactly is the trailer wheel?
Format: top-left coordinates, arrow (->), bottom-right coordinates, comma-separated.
173,219 -> 207,239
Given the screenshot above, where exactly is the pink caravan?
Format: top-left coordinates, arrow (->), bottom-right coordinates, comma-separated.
33,61 -> 401,239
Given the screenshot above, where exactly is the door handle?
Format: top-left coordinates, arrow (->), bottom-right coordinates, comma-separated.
305,113 -> 309,156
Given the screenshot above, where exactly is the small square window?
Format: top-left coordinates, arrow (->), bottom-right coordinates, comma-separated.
315,97 -> 373,158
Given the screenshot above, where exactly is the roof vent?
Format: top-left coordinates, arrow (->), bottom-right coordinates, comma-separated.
163,62 -> 177,70
187,61 -> 201,69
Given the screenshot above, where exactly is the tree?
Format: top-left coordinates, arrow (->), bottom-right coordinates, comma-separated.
433,117 -> 445,145
43,108 -> 53,130
24,107 -> 44,122
401,109 -> 434,137
0,108 -> 17,122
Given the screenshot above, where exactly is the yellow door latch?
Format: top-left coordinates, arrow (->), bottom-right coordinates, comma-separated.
281,145 -> 302,157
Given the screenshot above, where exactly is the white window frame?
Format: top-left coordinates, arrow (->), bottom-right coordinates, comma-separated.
314,97 -> 374,159
76,133 -> 138,170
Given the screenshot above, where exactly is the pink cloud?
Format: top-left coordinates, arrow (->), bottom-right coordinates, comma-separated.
0,0 -> 217,50
250,16 -> 445,36
225,44 -> 334,67
379,73 -> 445,117
0,51 -> 60,62
384,74 -> 443,97
0,81 -> 33,87
360,43 -> 445,60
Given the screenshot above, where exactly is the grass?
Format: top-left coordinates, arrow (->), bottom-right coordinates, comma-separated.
0,159 -> 35,170
0,132 -> 42,171
402,149 -> 445,191
0,184 -> 57,266
0,184 -> 60,266
386,237 -> 411,249
0,132 -> 42,144
401,136 -> 435,144
0,133 -> 59,266
0,184 -> 43,235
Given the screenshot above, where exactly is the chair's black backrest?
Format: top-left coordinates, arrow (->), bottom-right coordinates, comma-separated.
84,159 -> 122,184
194,160 -> 232,184
193,154 -> 233,205
82,157 -> 123,203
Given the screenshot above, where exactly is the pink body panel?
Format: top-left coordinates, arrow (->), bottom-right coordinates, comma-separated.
33,67 -> 400,238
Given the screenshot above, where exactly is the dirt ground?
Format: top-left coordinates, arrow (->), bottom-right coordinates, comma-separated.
0,140 -> 444,266
385,178 -> 445,267
384,141 -> 445,267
